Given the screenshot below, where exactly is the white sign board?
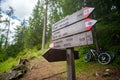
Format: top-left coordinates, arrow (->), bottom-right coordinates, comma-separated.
52,18 -> 97,40
52,7 -> 94,32
50,31 -> 93,49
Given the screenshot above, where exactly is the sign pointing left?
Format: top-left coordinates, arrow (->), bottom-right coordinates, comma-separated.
42,49 -> 79,62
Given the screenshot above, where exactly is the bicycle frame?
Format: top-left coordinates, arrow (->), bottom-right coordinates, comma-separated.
90,49 -> 97,56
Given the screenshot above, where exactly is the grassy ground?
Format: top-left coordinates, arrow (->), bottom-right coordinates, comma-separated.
0,48 -> 45,73
0,43 -> 119,74
0,48 -> 120,80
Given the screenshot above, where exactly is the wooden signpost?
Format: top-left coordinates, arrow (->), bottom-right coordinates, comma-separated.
43,6 -> 97,80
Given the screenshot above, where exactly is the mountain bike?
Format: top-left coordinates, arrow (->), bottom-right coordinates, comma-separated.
83,48 -> 115,65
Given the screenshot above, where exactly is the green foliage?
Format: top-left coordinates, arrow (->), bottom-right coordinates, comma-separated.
45,42 -> 50,49
23,0 -> 44,49
60,0 -> 82,16
0,47 -> 44,73
75,55 -> 101,73
0,57 -> 18,73
0,52 -> 5,62
96,22 -> 120,54
110,57 -> 120,67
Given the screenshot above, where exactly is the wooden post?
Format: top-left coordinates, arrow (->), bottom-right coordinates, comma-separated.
92,27 -> 100,53
66,48 -> 76,80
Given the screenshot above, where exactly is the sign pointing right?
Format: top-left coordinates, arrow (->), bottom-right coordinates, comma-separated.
85,18 -> 97,30
52,7 -> 95,32
52,18 -> 97,40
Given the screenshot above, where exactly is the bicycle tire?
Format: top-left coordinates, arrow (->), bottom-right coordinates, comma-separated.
98,52 -> 111,65
83,52 -> 92,62
106,51 -> 115,60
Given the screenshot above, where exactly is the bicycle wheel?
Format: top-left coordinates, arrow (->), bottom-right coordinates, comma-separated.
98,52 -> 111,65
83,52 -> 92,62
106,51 -> 115,60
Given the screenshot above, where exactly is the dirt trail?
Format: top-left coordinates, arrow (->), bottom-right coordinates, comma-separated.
20,57 -> 67,80
20,56 -> 120,80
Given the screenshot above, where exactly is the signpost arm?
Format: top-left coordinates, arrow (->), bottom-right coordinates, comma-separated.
66,48 -> 76,80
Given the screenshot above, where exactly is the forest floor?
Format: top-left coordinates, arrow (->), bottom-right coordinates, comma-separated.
20,57 -> 120,80
20,57 -> 67,80
0,56 -> 120,80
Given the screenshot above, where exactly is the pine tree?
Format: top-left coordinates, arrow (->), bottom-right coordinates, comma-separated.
24,0 -> 45,48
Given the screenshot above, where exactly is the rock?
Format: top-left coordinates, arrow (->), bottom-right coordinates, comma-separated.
5,65 -> 28,80
93,72 -> 100,77
102,68 -> 112,77
5,71 -> 20,80
102,72 -> 111,77
117,78 -> 120,80
112,78 -> 120,80
105,69 -> 110,72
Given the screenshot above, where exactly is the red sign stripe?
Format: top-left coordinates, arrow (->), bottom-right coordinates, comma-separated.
83,7 -> 89,18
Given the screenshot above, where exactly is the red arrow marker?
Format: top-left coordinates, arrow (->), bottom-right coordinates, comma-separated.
49,41 -> 54,48
85,18 -> 97,30
83,7 -> 94,18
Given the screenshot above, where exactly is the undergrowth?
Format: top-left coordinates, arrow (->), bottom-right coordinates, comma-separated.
0,48 -> 44,73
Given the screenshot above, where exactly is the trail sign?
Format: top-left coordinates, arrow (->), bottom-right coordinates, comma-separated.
52,18 -> 97,40
42,49 -> 79,62
43,6 -> 97,80
52,7 -> 94,32
50,31 -> 93,49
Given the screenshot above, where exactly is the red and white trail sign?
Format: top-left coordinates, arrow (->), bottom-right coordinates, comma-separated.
52,7 -> 95,32
52,18 -> 97,40
50,31 -> 93,49
83,7 -> 94,18
44,6 -> 97,80
49,41 -> 54,48
49,7 -> 97,49
85,18 -> 97,30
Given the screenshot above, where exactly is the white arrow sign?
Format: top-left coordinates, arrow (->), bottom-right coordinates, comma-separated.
52,7 -> 94,32
50,31 -> 93,49
52,18 -> 97,40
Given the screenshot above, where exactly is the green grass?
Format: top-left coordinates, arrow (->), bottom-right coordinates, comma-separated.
75,53 -> 99,73
110,56 -> 120,67
75,52 -> 120,75
0,48 -> 45,73
0,57 -> 17,73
